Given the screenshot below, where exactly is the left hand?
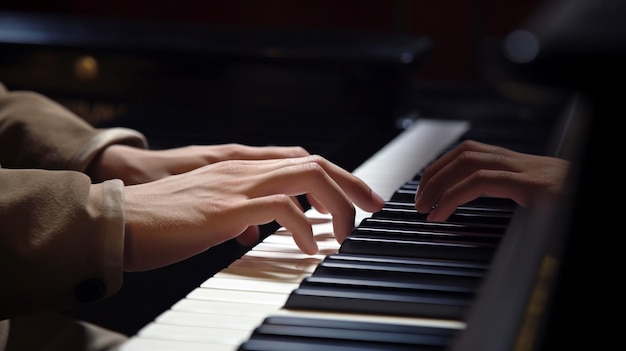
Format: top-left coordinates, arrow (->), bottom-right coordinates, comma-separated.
87,143 -> 311,185
414,140 -> 569,222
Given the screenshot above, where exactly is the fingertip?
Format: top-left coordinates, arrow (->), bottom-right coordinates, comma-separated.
414,199 -> 430,214
372,190 -> 385,207
236,226 -> 260,246
426,207 -> 449,223
293,228 -> 319,255
302,241 -> 319,255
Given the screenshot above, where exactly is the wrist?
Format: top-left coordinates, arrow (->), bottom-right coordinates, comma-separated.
86,144 -> 134,183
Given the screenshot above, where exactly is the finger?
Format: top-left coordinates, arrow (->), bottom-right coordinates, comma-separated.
223,144 -> 311,160
236,195 -> 319,254
415,150 -> 519,213
306,193 -> 329,214
212,155 -> 383,213
299,156 -> 385,213
157,145 -> 311,175
417,140 -> 514,198
426,170 -> 530,222
235,225 -> 261,247
247,161 -> 357,243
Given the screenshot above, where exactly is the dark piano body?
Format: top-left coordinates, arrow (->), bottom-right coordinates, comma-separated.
0,0 -> 612,349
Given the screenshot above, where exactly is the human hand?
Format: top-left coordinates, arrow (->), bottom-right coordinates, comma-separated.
414,140 -> 569,222
87,143 -> 310,185
122,155 -> 385,271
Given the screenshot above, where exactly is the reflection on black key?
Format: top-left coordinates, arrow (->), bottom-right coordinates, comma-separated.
239,316 -> 454,351
326,253 -> 490,271
374,206 -> 510,227
349,227 -> 501,245
314,257 -> 482,292
285,277 -> 472,320
359,217 -> 505,236
239,338 -> 438,351
390,189 -> 517,212
262,315 -> 458,337
339,236 -> 496,262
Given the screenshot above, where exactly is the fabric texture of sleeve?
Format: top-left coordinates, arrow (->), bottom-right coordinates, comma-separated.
0,83 -> 147,171
0,83 -> 145,320
0,172 -> 126,320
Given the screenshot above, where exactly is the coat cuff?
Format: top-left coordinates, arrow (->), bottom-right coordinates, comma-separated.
69,128 -> 148,172
92,178 -> 127,302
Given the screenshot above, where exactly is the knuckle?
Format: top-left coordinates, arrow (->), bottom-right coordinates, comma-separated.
266,194 -> 294,208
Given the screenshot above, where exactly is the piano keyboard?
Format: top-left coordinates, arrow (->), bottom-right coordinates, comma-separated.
120,118 -> 487,351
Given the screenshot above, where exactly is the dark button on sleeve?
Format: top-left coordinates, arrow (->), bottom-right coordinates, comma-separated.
74,278 -> 106,303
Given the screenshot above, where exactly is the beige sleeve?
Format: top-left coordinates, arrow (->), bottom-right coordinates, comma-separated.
0,83 -> 143,320
0,82 -> 147,171
0,172 -> 126,320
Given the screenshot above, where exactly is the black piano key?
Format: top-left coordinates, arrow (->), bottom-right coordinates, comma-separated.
385,200 -> 513,218
304,273 -> 476,293
285,278 -> 472,319
339,235 -> 496,262
326,252 -> 490,271
240,321 -> 451,351
313,257 -> 482,292
391,182 -> 517,211
374,206 -> 511,227
239,337 -> 439,351
261,315 -> 457,337
392,193 -> 516,213
359,217 -> 505,236
348,226 -> 501,245
322,254 -> 486,278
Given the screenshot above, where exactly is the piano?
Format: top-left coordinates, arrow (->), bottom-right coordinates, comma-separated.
0,0 -> 610,349
117,99 -> 578,351
118,0 -> 614,346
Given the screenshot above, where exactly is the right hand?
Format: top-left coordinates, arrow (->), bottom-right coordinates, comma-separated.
122,155 -> 385,272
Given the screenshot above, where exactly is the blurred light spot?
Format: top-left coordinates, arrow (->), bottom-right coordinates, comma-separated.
74,55 -> 99,80
504,30 -> 539,64
400,52 -> 413,64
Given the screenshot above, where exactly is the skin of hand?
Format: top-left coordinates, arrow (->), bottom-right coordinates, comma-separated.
86,143 -> 311,185
119,154 -> 385,271
414,140 -> 570,222
87,143 -> 358,260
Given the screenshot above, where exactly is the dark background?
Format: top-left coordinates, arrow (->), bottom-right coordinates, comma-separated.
0,0 -> 546,82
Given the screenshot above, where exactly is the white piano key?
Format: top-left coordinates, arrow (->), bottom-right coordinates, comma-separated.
251,241 -> 338,256
200,276 -> 299,293
229,257 -> 319,274
260,232 -> 340,251
240,248 -> 325,263
214,266 -> 311,283
229,255 -> 320,272
351,119 -> 470,221
121,338 -> 238,351
270,308 -> 466,330
172,298 -> 278,316
156,310 -> 266,330
137,323 -> 250,345
353,119 -> 469,199
187,287 -> 288,306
